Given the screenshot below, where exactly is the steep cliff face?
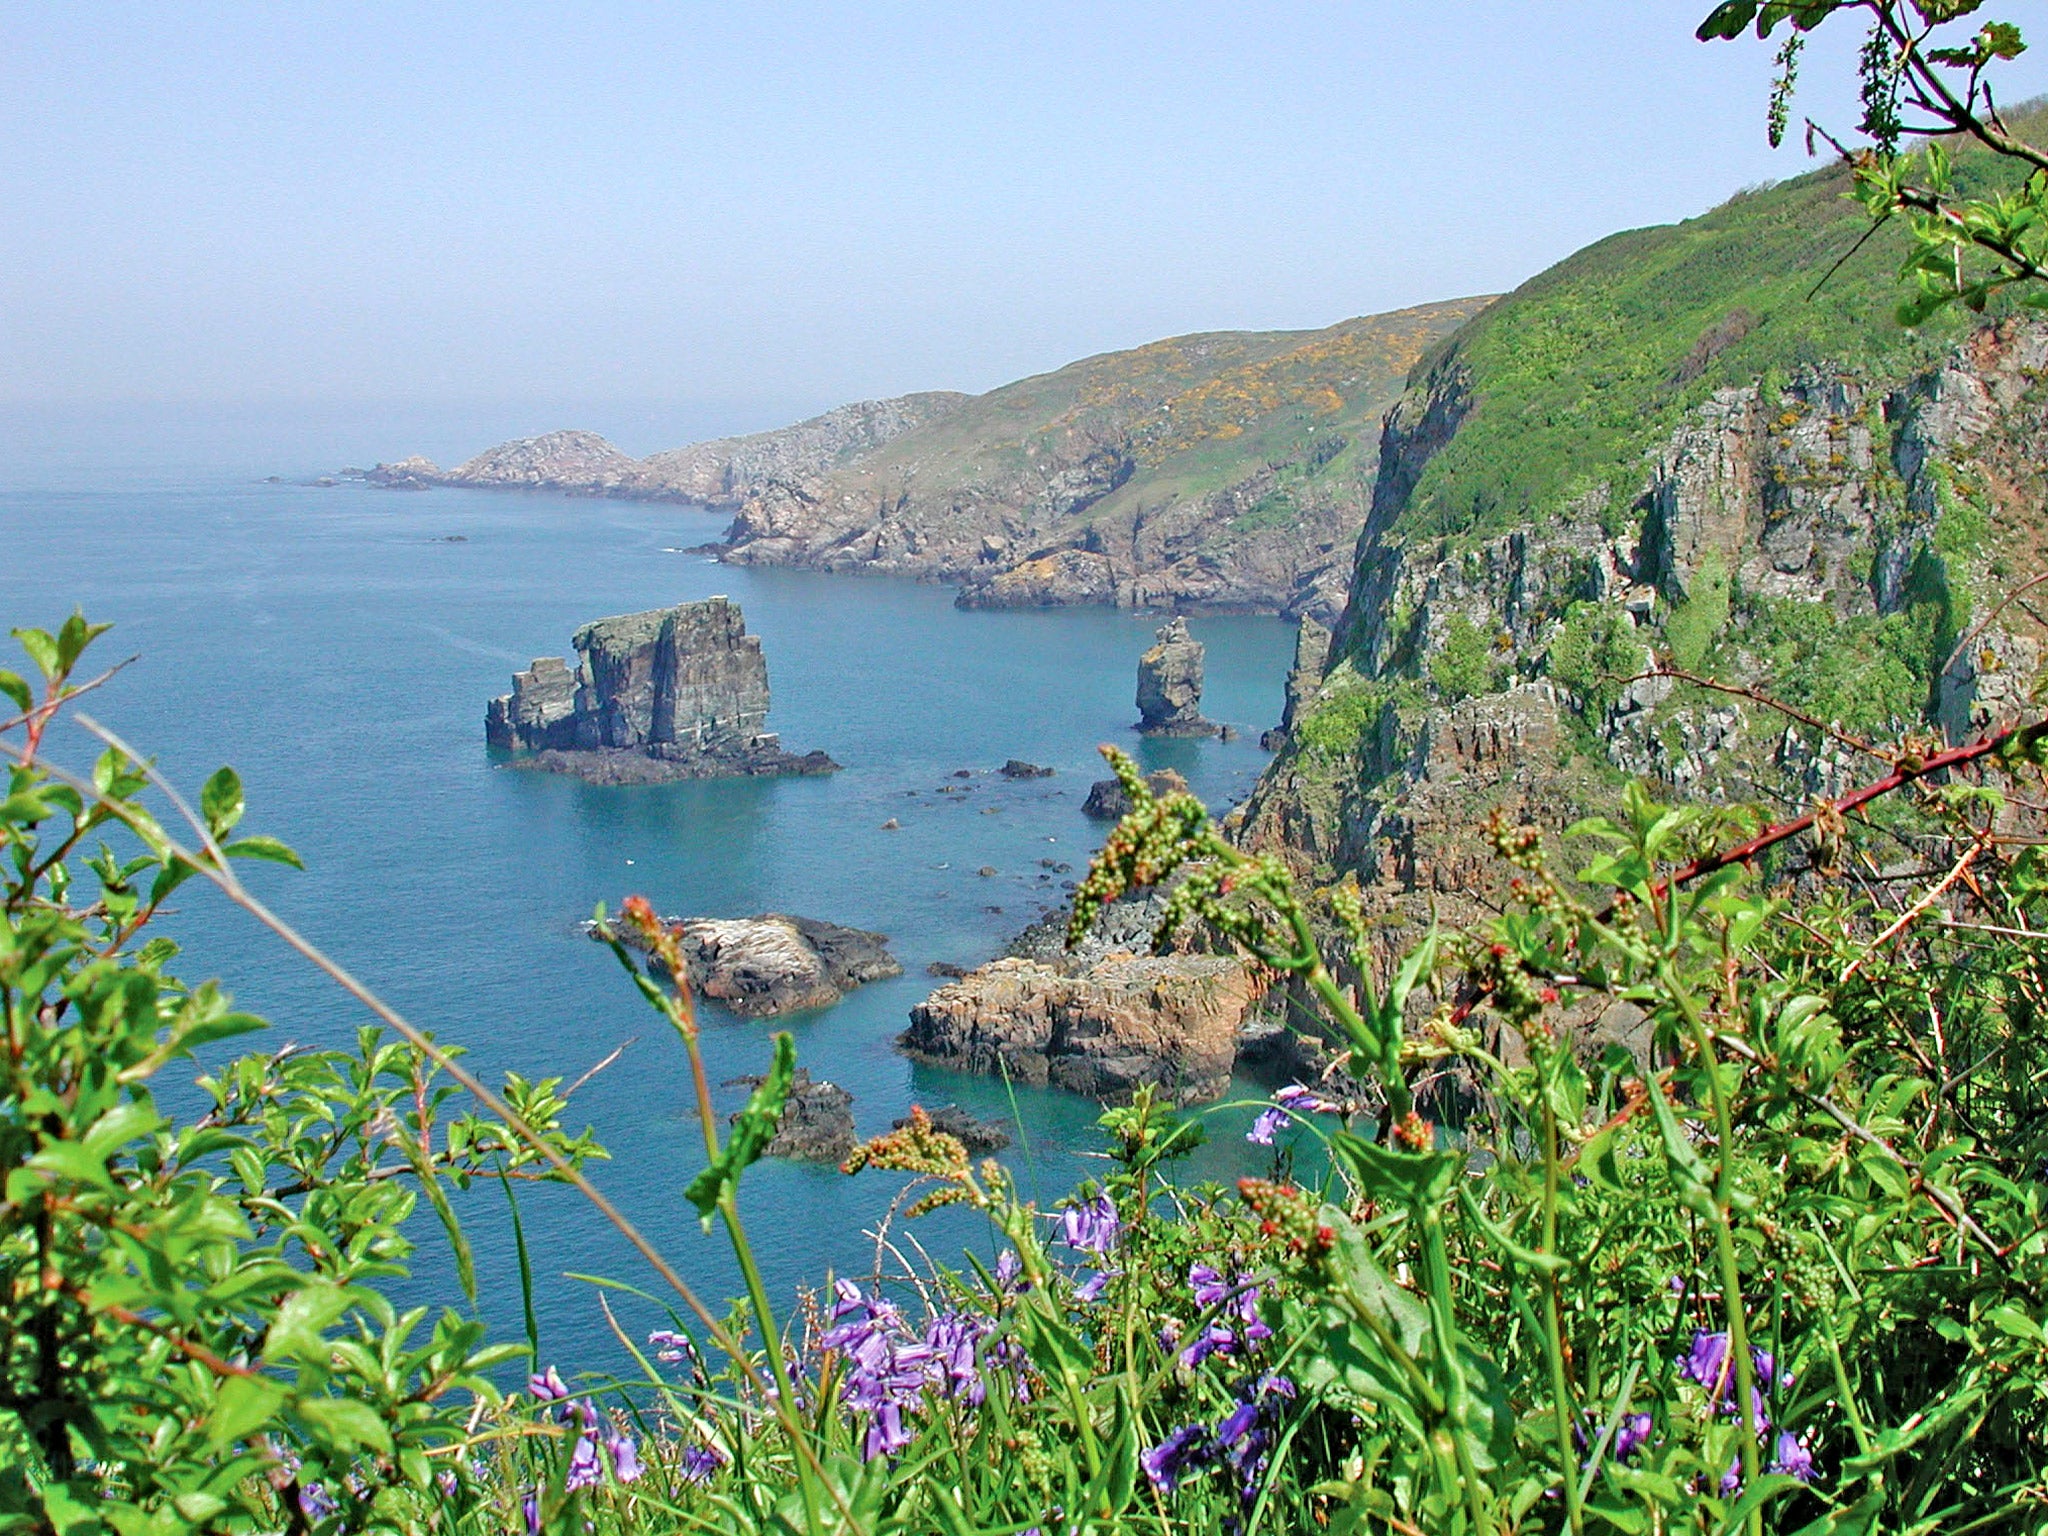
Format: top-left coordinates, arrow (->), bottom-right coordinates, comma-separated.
1240,312 -> 2048,911
371,300 -> 1490,620
486,597 -> 836,783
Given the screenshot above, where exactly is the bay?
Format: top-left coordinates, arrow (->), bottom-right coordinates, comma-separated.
0,409 -> 1300,1379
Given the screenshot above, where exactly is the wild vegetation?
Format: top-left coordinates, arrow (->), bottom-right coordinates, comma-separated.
12,6 -> 2048,1534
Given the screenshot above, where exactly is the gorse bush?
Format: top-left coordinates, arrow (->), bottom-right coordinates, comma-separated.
8,613 -> 2048,1535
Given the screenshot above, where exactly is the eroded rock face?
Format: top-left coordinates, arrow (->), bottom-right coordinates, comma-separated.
900,953 -> 1260,1104
1135,617 -> 1218,736
592,912 -> 899,1017
1261,616 -> 1331,750
486,597 -> 836,783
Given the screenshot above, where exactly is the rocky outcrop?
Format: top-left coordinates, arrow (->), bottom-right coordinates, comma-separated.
1082,767 -> 1191,820
729,1069 -> 857,1162
1261,616 -> 1331,750
680,915 -> 900,1017
894,1105 -> 1011,1154
370,300 -> 1492,621
487,598 -> 836,783
1240,313 -> 2048,922
1135,617 -> 1218,736
900,952 -> 1262,1105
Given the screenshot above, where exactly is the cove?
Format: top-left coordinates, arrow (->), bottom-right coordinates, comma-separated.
0,463 -> 1301,1376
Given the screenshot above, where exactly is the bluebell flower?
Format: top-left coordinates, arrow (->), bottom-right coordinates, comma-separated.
1140,1423 -> 1211,1493
528,1365 -> 570,1402
679,1444 -> 725,1484
1215,1399 -> 1260,1448
1677,1330 -> 1777,1431
607,1433 -> 644,1484
522,1489 -> 541,1536
994,1249 -> 1025,1291
820,1282 -> 938,1460
1189,1263 -> 1229,1308
1246,1107 -> 1287,1145
924,1310 -> 989,1405
298,1483 -> 338,1522
565,1427 -> 602,1490
1769,1430 -> 1815,1482
1059,1195 -> 1120,1255
647,1329 -> 697,1366
1073,1269 -> 1111,1303
1178,1322 -> 1237,1369
1613,1412 -> 1654,1461
1273,1084 -> 1335,1114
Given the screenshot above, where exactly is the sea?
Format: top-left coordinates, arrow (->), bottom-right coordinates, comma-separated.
0,403 -> 1301,1381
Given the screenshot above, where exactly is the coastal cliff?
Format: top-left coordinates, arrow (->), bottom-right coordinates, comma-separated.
487,597 -> 836,784
371,300 -> 1490,620
1233,149 -> 2048,928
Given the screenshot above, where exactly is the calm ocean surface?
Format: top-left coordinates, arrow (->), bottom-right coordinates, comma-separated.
0,406 -> 1299,1378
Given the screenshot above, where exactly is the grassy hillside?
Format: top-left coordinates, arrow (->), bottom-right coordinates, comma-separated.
1397,142 -> 2032,544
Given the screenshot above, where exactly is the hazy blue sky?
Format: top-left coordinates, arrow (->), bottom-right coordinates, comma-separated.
8,3 -> 2046,434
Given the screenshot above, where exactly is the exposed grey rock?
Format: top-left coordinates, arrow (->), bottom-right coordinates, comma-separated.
1135,617 -> 1218,736
894,1105 -> 1011,1154
1082,767 -> 1191,820
589,911 -> 899,1017
487,597 -> 835,783
1000,759 -> 1054,778
1262,615 -> 1332,750
727,1069 -> 856,1162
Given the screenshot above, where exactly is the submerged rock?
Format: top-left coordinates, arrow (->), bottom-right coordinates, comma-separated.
900,952 -> 1261,1105
893,1104 -> 1011,1154
1081,767 -> 1191,820
594,911 -> 900,1017
487,597 -> 837,783
1135,617 -> 1219,737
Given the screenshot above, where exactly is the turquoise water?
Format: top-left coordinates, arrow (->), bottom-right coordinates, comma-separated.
0,428 -> 1299,1376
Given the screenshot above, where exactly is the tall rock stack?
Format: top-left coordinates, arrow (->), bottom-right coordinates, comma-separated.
1134,616 -> 1219,736
486,597 -> 838,784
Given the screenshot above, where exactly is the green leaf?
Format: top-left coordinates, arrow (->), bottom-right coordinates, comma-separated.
683,1032 -> 796,1230
297,1395 -> 394,1455
11,628 -> 59,682
0,670 -> 31,715
200,767 -> 245,839
263,1282 -> 355,1365
222,834 -> 303,869
1333,1132 -> 1460,1208
206,1376 -> 288,1449
1696,1 -> 1761,39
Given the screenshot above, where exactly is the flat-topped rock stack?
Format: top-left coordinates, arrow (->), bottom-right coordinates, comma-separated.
486,597 -> 837,784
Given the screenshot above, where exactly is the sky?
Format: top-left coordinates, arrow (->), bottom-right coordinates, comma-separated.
7,2 -> 2048,443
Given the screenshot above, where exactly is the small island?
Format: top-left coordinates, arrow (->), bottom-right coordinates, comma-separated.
485,596 -> 837,784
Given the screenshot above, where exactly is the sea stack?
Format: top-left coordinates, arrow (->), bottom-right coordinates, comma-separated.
1134,616 -> 1219,736
486,597 -> 838,784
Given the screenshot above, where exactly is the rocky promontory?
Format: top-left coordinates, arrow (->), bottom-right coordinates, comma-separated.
487,597 -> 836,783
367,300 -> 1492,621
594,910 -> 901,1017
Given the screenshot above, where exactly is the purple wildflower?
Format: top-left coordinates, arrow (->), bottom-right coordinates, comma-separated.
1074,1269 -> 1111,1303
606,1433 -> 644,1484
1246,1107 -> 1287,1145
1677,1330 -> 1777,1431
1189,1263 -> 1229,1308
1178,1323 -> 1237,1369
1274,1083 -> 1335,1114
1140,1424 -> 1211,1493
1059,1195 -> 1120,1255
1613,1412 -> 1654,1461
1234,1282 -> 1272,1346
1215,1400 -> 1260,1448
924,1310 -> 989,1405
820,1282 -> 937,1460
1720,1460 -> 1743,1497
865,1401 -> 913,1461
647,1329 -> 697,1366
565,1428 -> 602,1490
679,1444 -> 725,1484
1770,1431 -> 1815,1483
522,1490 -> 541,1536
298,1484 -> 338,1523
528,1365 -> 570,1402
994,1249 -> 1026,1292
